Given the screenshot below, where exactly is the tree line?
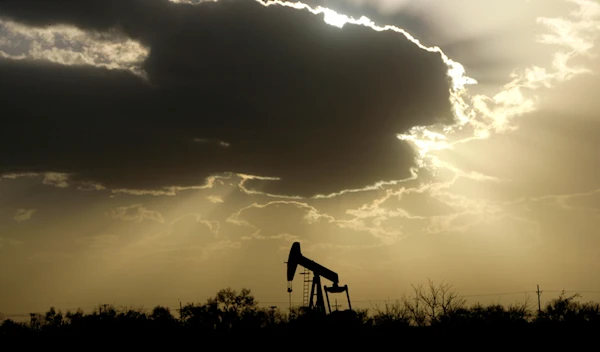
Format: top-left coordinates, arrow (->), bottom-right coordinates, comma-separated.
2,280 -> 599,340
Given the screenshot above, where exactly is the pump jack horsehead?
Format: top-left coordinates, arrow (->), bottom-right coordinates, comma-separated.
285,242 -> 352,314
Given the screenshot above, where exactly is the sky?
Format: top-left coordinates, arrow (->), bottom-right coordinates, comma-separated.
1,0 -> 600,316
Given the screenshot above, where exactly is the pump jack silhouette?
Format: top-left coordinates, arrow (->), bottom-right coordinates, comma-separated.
285,242 -> 352,314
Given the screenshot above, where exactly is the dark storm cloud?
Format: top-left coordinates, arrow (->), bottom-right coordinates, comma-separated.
0,0 -> 453,197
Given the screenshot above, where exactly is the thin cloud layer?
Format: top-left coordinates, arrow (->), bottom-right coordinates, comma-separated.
0,0 -> 453,197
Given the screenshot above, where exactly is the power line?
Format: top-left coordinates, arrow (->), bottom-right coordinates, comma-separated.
462,291 -> 534,298
539,290 -> 600,294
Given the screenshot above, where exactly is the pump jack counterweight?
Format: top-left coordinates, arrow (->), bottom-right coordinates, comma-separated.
285,242 -> 352,315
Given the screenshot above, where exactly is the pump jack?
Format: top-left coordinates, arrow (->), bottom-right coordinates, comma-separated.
285,242 -> 352,315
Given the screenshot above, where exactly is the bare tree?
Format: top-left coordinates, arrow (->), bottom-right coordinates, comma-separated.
400,279 -> 465,326
400,286 -> 427,326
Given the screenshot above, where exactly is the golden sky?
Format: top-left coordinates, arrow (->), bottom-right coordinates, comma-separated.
1,0 -> 599,316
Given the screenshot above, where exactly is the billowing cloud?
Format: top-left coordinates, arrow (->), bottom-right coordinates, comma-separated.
0,0 -> 452,198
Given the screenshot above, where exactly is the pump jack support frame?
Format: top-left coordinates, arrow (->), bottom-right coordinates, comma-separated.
308,275 -> 351,314
324,284 -> 351,312
308,276 -> 325,314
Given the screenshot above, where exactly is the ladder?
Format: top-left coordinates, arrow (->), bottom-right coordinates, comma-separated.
301,267 -> 311,307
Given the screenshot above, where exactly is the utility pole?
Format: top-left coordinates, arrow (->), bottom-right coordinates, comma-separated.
536,285 -> 542,313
